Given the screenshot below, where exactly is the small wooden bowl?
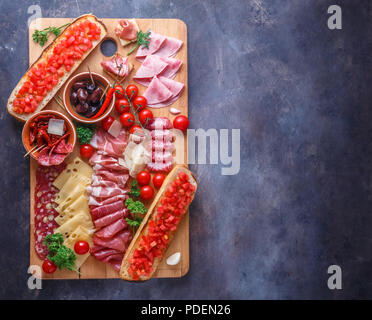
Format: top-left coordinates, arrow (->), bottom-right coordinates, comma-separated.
22,110 -> 77,161
63,72 -> 115,123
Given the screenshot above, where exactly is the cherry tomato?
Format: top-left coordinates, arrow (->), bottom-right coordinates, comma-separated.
137,171 -> 151,186
126,84 -> 138,100
153,173 -> 166,188
74,240 -> 90,255
115,98 -> 130,114
130,124 -> 143,134
139,109 -> 153,125
173,115 -> 189,132
42,259 -> 57,274
140,185 -> 154,200
114,85 -> 125,99
102,115 -> 114,131
120,112 -> 135,128
133,96 -> 147,111
80,144 -> 95,158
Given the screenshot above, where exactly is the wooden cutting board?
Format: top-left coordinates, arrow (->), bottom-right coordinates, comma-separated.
28,18 -> 189,279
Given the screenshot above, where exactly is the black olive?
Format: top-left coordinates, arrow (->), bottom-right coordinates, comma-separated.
86,83 -> 96,94
84,104 -> 100,118
72,81 -> 89,91
77,88 -> 88,104
71,91 -> 78,105
88,87 -> 104,104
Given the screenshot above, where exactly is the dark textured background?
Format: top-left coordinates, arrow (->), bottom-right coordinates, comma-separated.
1,0 -> 371,300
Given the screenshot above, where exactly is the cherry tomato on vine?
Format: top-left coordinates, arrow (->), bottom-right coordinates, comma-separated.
115,98 -> 130,114
139,109 -> 153,125
114,85 -> 125,99
42,259 -> 57,274
126,84 -> 138,100
133,96 -> 147,111
120,112 -> 135,128
153,173 -> 166,188
74,240 -> 90,255
137,171 -> 151,186
173,115 -> 189,132
102,115 -> 114,131
129,124 -> 143,135
80,144 -> 95,158
140,185 -> 154,200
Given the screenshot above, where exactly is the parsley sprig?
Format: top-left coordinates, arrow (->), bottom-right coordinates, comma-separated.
125,195 -> 147,234
127,30 -> 151,56
76,123 -> 96,145
32,23 -> 70,46
128,179 -> 141,198
43,233 -> 77,271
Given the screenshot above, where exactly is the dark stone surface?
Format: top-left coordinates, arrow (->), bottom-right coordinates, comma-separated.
1,0 -> 372,299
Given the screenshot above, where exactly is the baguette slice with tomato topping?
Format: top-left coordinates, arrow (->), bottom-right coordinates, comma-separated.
7,14 -> 107,122
120,165 -> 197,281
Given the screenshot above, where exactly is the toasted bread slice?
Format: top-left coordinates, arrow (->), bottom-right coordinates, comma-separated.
120,165 -> 197,281
7,14 -> 107,122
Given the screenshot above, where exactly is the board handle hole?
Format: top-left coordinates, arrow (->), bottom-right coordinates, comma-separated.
100,38 -> 118,57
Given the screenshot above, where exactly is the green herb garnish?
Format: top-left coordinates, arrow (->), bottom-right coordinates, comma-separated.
125,197 -> 147,234
32,23 -> 70,46
76,123 -> 96,145
128,179 -> 141,198
43,233 -> 77,271
127,30 -> 151,56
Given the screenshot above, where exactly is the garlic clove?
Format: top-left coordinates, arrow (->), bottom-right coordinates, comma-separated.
169,107 -> 181,115
166,252 -> 181,265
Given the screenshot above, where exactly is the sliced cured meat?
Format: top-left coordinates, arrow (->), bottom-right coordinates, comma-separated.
151,130 -> 174,142
91,247 -> 122,260
54,140 -> 74,154
143,76 -> 173,105
146,117 -> 173,130
90,153 -> 127,171
95,218 -> 128,239
136,31 -> 167,62
152,151 -> 174,163
93,230 -> 132,252
94,209 -> 129,229
101,54 -> 130,78
89,194 -> 128,207
34,164 -> 65,260
154,36 -> 183,58
107,257 -> 124,271
103,253 -> 124,263
133,55 -> 182,86
147,140 -> 175,152
94,169 -> 129,188
115,19 -> 138,41
91,176 -> 120,188
147,161 -> 174,173
86,186 -> 127,198
90,128 -> 128,157
90,200 -> 125,221
143,76 -> 184,108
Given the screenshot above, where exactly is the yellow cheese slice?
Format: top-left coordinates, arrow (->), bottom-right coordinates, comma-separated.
55,212 -> 94,237
55,209 -> 90,226
55,182 -> 86,208
64,225 -> 93,270
53,157 -> 93,190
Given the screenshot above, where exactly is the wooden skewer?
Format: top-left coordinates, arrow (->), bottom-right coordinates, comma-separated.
87,66 -> 95,86
24,144 -> 46,158
53,96 -> 65,111
100,84 -> 110,102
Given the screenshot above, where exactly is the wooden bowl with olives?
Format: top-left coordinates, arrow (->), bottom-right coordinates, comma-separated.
63,72 -> 115,123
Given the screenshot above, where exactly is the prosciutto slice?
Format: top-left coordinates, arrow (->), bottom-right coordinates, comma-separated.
90,200 -> 125,221
86,186 -> 127,198
88,194 -> 128,207
94,170 -> 129,188
94,209 -> 129,229
95,218 -> 128,239
90,128 -> 128,157
101,55 -> 130,78
115,19 -> 137,41
93,230 -> 132,252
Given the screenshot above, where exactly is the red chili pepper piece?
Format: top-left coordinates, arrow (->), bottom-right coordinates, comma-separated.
91,87 -> 115,119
